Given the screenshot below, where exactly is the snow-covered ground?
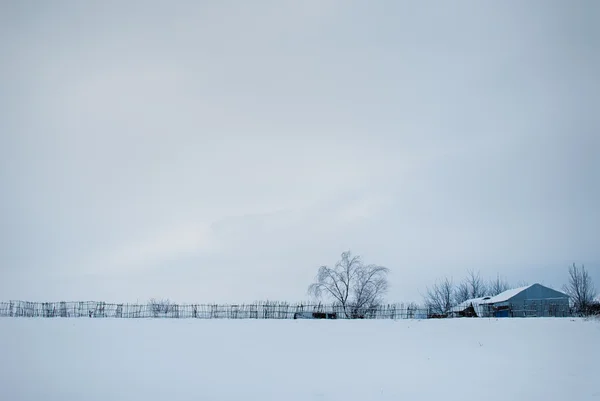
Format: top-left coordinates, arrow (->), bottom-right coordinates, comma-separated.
1,318 -> 598,401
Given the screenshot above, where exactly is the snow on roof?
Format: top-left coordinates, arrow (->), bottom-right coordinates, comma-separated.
452,286 -> 534,311
450,297 -> 492,318
452,298 -> 491,318
483,285 -> 533,304
452,297 -> 489,311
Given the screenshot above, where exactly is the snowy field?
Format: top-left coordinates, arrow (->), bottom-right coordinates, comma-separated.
1,318 -> 598,401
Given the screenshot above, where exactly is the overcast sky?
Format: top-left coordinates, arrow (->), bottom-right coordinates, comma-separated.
1,1 -> 599,304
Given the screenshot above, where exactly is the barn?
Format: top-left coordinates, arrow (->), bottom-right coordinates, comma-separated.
453,284 -> 570,318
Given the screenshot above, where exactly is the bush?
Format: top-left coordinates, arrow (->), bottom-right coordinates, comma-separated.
148,298 -> 173,317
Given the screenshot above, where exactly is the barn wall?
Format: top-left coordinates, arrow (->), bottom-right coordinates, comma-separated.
508,298 -> 570,317
507,284 -> 570,317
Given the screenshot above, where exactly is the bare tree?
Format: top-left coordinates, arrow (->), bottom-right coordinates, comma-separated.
465,269 -> 487,298
424,277 -> 454,316
148,298 -> 173,317
308,250 -> 389,318
454,281 -> 471,305
563,263 -> 597,314
454,270 -> 487,304
488,274 -> 511,296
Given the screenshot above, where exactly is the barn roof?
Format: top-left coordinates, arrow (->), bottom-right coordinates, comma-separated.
453,297 -> 488,311
453,286 -> 535,311
483,285 -> 533,304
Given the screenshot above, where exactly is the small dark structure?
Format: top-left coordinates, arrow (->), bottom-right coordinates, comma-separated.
457,304 -> 478,318
581,302 -> 600,316
293,311 -> 337,319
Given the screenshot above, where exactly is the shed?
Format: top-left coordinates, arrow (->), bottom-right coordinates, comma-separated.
450,297 -> 490,317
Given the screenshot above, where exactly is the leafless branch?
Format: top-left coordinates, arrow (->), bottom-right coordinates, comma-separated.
424,277 -> 454,316
308,251 -> 389,318
465,269 -> 487,299
454,282 -> 470,304
563,263 -> 597,314
488,274 -> 511,296
148,298 -> 173,317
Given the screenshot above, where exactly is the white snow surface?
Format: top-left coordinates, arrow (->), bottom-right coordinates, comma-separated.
1,318 -> 599,401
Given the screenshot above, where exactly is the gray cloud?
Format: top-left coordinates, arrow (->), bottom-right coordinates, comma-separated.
1,0 -> 599,303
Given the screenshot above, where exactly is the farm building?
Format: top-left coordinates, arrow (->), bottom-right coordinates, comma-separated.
451,297 -> 488,318
452,284 -> 570,318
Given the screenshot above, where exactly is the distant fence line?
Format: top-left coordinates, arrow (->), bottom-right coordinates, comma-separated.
0,301 -> 429,320
0,300 -> 584,320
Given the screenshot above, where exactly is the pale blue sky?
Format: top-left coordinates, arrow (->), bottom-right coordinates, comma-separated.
1,0 -> 598,303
